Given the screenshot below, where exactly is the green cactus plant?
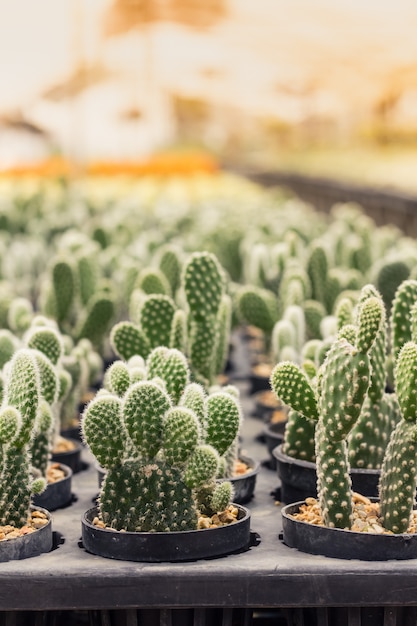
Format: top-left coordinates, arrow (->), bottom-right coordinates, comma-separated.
0,349 -> 48,526
379,339 -> 417,533
182,251 -> 230,387
40,249 -> 115,352
271,295 -> 383,528
82,346 -> 242,532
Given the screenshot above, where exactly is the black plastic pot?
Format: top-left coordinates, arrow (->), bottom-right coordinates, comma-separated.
281,501 -> 417,561
32,463 -> 73,511
249,370 -> 271,395
51,438 -> 83,474
60,425 -> 82,443
263,423 -> 285,470
81,504 -> 251,562
273,445 -> 317,503
273,444 -> 381,503
252,390 -> 283,421
224,455 -> 260,504
0,506 -> 52,562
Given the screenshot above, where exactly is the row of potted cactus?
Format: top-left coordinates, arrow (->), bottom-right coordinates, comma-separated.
269,279 -> 417,559
0,173 -> 417,564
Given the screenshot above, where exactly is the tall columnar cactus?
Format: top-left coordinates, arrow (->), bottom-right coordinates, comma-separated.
82,347 -> 241,532
271,296 -> 383,528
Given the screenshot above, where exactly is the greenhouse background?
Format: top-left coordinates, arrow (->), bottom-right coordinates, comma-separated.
2,3 -> 417,626
1,0 -> 417,188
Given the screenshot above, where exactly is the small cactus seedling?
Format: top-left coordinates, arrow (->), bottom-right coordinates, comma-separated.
82,347 -> 242,532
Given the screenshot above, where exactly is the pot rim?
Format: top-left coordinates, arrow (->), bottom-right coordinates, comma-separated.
82,503 -> 250,537
282,499 -> 417,538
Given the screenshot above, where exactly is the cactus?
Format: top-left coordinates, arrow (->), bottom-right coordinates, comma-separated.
379,342 -> 417,533
8,297 -> 33,335
0,330 -> 20,369
157,244 -> 182,297
76,293 -> 115,350
306,243 -> 329,311
137,267 -> 170,296
112,252 -> 231,389
182,252 -> 229,386
375,260 -> 410,312
51,260 -> 75,327
139,295 -> 176,350
110,320 -> 151,362
111,293 -> 177,360
271,295 -> 383,528
169,309 -> 187,353
238,286 -> 278,339
303,299 -> 326,340
346,286 -> 398,469
0,350 -> 46,526
390,279 -> 417,359
82,347 -> 242,532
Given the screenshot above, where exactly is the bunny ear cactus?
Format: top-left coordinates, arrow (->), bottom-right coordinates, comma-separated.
110,294 -> 177,361
306,243 -> 329,312
379,341 -> 417,533
104,361 -> 131,397
146,346 -> 189,405
0,349 -> 44,527
0,330 -> 20,369
30,400 -> 54,478
82,347 -> 241,533
139,295 -> 176,350
213,294 -> 232,378
157,244 -> 182,297
347,286 -> 395,470
169,309 -> 187,353
76,292 -> 115,350
8,297 -> 34,335
390,279 -> 417,359
77,253 -> 98,308
50,259 -> 76,329
182,252 -> 228,386
110,321 -> 151,361
271,296 -> 383,529
25,325 -> 64,366
238,286 -> 279,342
138,267 -> 171,296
